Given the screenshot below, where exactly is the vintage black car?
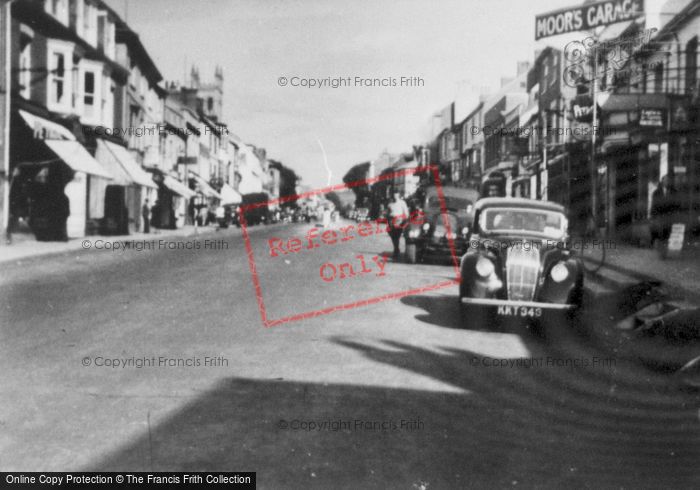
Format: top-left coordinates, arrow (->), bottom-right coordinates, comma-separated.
459,198 -> 584,326
405,186 -> 480,263
236,192 -> 271,227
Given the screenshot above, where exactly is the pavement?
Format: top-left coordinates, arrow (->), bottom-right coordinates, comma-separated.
1,220 -> 699,487
584,240 -> 700,307
0,225 -> 211,265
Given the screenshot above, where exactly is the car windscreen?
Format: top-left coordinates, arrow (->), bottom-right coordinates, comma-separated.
478,207 -> 566,240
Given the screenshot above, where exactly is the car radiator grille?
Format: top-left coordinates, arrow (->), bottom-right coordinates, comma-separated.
505,243 -> 540,301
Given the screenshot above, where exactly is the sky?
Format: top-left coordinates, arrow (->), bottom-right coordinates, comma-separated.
104,0 -> 666,188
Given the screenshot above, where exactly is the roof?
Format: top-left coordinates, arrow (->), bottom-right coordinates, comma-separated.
114,24 -> 163,85
475,197 -> 566,214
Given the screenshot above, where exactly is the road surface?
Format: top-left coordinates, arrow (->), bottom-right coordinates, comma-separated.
1,221 -> 699,488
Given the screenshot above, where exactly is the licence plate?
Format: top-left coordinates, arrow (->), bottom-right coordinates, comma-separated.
497,305 -> 542,318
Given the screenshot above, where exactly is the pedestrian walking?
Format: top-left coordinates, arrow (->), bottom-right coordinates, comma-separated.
142,199 -> 151,233
650,176 -> 678,246
387,191 -> 409,261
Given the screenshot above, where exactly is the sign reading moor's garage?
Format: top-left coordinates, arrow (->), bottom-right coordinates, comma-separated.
535,0 -> 644,40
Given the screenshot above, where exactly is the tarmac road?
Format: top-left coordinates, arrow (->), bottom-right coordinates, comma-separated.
1,220 -> 699,488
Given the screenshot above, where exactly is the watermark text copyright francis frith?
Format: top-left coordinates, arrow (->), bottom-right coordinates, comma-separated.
276,417 -> 424,432
469,356 -> 617,370
277,75 -> 425,88
81,356 -> 229,368
80,238 -> 229,251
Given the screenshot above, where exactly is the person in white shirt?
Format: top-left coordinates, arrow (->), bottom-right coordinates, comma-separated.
387,191 -> 410,260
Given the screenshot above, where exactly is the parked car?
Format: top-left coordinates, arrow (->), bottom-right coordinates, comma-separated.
459,198 -> 584,327
404,186 -> 480,264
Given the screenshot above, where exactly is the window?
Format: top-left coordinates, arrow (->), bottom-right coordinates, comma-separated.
19,44 -> 31,99
686,37 -> 698,95
47,0 -> 68,23
83,2 -> 90,34
97,14 -> 105,53
68,0 -> 78,30
51,52 -> 66,105
550,57 -> 557,86
207,97 -> 214,112
653,62 -> 664,93
83,2 -> 97,46
83,71 -> 95,116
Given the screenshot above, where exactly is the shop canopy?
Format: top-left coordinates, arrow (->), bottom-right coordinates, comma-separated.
220,183 -> 242,205
19,109 -> 76,141
188,171 -> 221,199
162,175 -> 197,199
101,140 -> 158,189
44,140 -> 113,179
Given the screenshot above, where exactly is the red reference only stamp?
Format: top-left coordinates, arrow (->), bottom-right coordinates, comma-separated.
240,165 -> 461,327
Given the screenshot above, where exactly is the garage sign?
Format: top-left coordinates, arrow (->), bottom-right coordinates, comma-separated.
535,0 -> 644,40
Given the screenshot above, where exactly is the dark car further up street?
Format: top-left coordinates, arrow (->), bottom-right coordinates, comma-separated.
404,186 -> 480,264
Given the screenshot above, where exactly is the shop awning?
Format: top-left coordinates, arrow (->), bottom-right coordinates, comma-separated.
600,93 -> 668,112
162,175 -> 197,199
44,140 -> 113,179
188,171 -> 221,199
19,109 -> 76,141
102,140 -> 158,189
220,183 -> 242,205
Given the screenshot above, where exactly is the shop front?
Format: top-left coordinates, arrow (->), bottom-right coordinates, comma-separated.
10,109 -> 113,240
149,170 -> 197,229
92,139 -> 158,235
598,93 -> 693,241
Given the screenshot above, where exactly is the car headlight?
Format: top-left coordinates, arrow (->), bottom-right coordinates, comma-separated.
408,228 -> 420,238
475,256 -> 494,277
422,223 -> 430,231
461,226 -> 469,235
550,262 -> 569,282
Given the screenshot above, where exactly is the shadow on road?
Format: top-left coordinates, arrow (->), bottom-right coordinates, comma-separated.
86,337 -> 700,488
400,294 -> 464,330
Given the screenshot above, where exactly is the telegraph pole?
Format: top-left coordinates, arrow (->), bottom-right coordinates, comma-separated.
590,41 -> 599,235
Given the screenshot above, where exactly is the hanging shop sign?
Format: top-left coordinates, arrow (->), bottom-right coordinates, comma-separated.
535,0 -> 644,40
